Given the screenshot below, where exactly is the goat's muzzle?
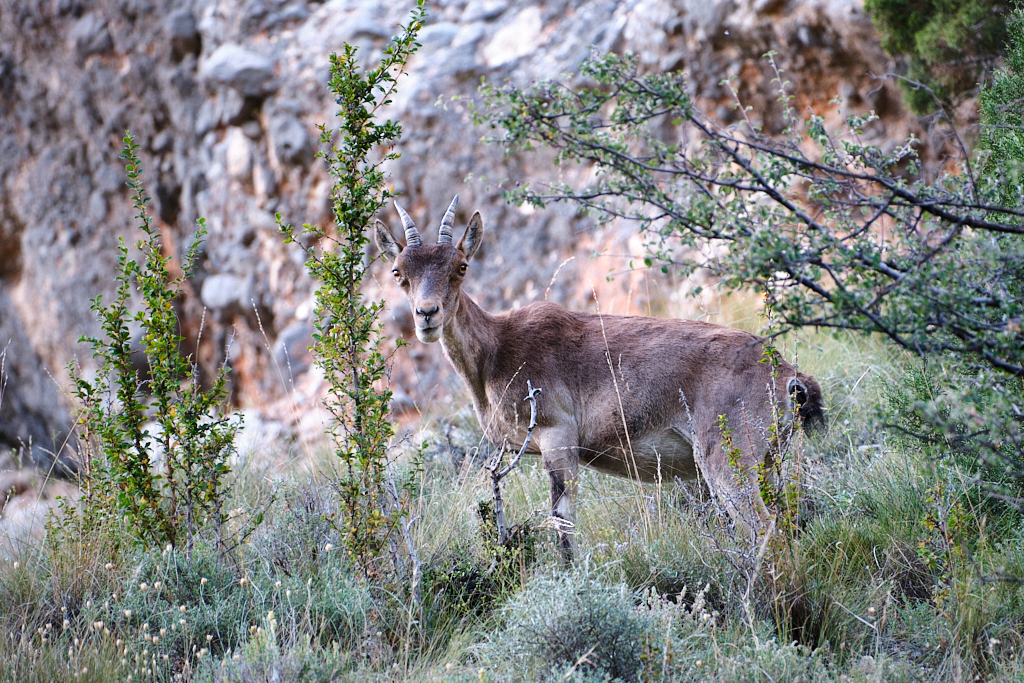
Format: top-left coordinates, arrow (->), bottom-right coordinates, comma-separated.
414,303 -> 443,343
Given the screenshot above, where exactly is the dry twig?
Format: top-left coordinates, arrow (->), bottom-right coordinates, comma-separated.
488,380 -> 542,545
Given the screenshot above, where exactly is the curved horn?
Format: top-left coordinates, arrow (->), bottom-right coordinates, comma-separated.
394,200 -> 422,247
437,195 -> 459,244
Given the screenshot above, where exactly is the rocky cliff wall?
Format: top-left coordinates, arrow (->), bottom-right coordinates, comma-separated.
0,0 -> 930,469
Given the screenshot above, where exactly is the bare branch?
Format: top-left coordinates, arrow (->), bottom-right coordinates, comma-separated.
488,381 -> 542,545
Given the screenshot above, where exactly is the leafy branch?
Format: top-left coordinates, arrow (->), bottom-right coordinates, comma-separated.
478,52 -> 1024,377
278,0 -> 426,575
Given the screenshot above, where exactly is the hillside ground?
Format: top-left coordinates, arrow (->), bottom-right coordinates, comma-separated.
2,294 -> 1023,683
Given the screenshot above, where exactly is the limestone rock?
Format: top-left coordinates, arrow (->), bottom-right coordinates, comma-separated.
195,88 -> 247,134
69,13 -> 113,58
0,291 -> 77,475
483,6 -> 544,67
201,44 -> 276,97
464,0 -> 511,22
267,111 -> 311,167
0,474 -> 79,562
234,408 -> 293,458
419,22 -> 459,50
166,9 -> 201,60
225,126 -> 253,179
201,273 -> 244,311
390,391 -> 417,417
272,320 -> 315,379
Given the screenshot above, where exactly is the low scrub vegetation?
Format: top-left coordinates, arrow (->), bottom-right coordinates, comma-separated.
6,331 -> 1024,682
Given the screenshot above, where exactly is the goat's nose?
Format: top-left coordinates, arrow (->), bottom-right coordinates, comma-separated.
416,305 -> 439,317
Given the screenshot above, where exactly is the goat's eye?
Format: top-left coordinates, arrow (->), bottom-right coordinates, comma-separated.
392,269 -> 401,281
458,263 -> 468,275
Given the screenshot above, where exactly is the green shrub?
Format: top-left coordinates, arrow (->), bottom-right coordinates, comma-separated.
864,0 -> 1012,113
71,132 -> 236,550
981,6 -> 1024,208
277,1 -> 426,576
421,548 -> 501,635
884,361 -> 1024,536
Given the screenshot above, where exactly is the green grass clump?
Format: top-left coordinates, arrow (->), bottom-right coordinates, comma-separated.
251,483 -> 343,578
109,539 -> 371,664
0,623 -> 126,683
201,630 -> 355,682
0,480 -> 378,682
614,531 -> 733,615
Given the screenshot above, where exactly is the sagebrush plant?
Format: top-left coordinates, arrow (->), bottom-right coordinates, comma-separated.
278,0 -> 426,576
70,131 -> 236,550
483,569 -> 670,682
1,480 -> 378,682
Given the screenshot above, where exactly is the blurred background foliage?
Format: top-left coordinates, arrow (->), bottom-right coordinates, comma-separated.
866,0 -> 1014,113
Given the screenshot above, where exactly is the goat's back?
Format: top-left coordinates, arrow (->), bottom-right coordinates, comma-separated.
488,301 -> 804,435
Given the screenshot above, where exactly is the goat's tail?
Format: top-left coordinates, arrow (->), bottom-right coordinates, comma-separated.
788,372 -> 825,431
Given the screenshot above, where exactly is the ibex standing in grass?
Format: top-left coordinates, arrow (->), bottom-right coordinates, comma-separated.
376,196 -> 824,559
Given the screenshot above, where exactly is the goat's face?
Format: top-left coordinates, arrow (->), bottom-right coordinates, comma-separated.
375,197 -> 483,343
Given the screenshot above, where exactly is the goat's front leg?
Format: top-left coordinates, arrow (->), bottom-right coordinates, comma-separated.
539,428 -> 579,563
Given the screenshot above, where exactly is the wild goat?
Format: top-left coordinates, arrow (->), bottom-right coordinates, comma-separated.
376,196 -> 823,558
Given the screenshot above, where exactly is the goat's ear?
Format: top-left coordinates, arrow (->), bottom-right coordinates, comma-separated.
457,212 -> 484,260
787,377 -> 808,406
375,220 -> 403,262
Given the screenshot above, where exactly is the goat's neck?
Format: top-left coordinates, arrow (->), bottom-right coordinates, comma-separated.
441,290 -> 499,414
